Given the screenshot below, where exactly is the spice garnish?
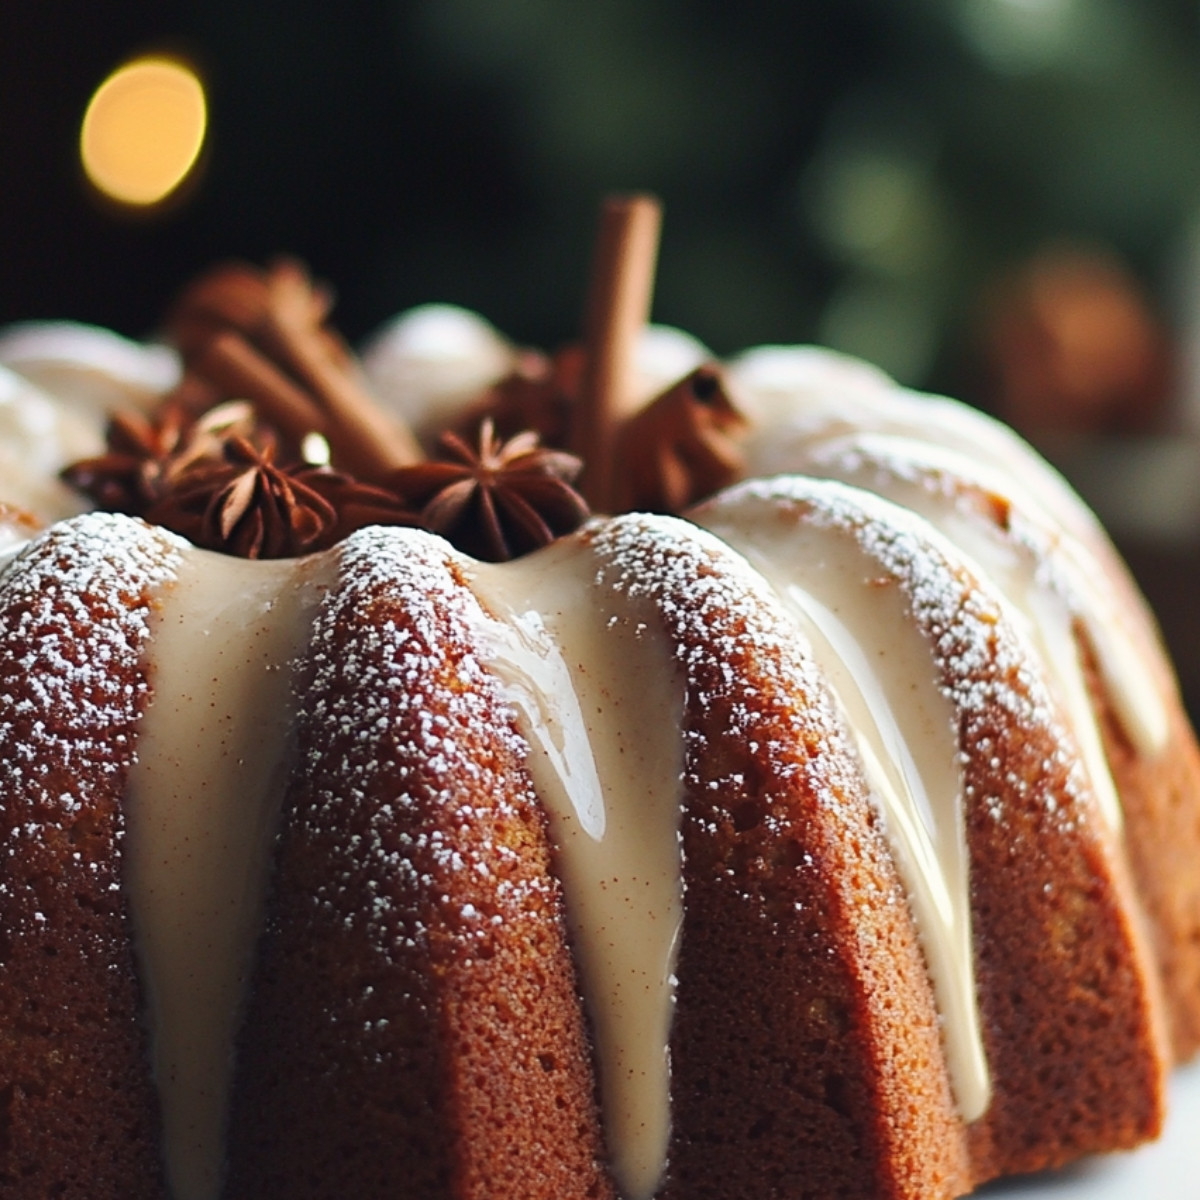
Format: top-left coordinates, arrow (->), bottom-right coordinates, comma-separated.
572,195 -> 662,511
611,365 -> 746,513
167,258 -> 421,482
145,433 -> 341,560
62,400 -> 258,514
393,418 -> 589,562
456,348 -> 580,449
62,198 -> 757,561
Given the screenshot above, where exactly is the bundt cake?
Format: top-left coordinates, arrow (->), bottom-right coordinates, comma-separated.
1,207 -> 1199,1200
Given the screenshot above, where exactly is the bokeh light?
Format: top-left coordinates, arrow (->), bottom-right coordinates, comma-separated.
80,56 -> 207,208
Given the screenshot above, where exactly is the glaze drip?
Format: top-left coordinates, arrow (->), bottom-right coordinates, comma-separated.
730,348 -> 1171,772
126,546 -> 333,1200
469,534 -> 685,1200
695,480 -> 990,1120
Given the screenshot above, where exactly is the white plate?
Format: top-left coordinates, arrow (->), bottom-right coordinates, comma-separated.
981,1058 -> 1200,1196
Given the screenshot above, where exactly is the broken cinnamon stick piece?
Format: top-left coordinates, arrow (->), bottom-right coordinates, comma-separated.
611,365 -> 746,513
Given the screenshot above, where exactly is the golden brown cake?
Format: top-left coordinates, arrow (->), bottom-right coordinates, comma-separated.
1,249 -> 1199,1199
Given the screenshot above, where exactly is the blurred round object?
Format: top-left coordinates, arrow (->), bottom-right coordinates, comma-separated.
359,304 -> 518,447
80,56 -> 208,209
0,321 -> 180,420
978,246 -> 1174,440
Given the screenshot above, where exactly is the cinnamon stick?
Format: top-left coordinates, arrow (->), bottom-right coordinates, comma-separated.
196,332 -> 327,439
610,366 -> 746,513
265,264 -> 423,482
572,194 -> 662,510
172,258 -> 423,485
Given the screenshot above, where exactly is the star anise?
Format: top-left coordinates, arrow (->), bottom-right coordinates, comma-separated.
392,418 -> 590,562
147,434 -> 341,560
62,402 -> 187,513
454,346 -> 581,449
63,389 -> 426,558
62,399 -> 257,513
295,466 -> 423,547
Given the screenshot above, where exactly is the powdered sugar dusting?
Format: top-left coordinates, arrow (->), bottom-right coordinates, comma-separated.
588,512 -> 870,864
708,476 -> 1093,831
293,525 -> 557,966
0,512 -> 183,933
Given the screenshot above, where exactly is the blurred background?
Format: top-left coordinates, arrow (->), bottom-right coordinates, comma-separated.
2,0 -> 1199,706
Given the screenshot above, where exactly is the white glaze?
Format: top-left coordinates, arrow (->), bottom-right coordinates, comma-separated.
469,535 -> 686,1200
125,546 -> 333,1200
695,482 -> 990,1121
775,429 -> 1170,826
0,514 -> 36,557
0,364 -> 99,522
726,346 -> 1172,764
0,320 -> 180,419
359,304 -> 519,444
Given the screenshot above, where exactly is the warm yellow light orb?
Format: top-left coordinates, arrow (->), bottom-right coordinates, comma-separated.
80,57 -> 207,207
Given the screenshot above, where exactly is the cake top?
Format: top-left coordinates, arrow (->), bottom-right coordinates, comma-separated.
52,197 -> 761,562
0,195 -> 1106,582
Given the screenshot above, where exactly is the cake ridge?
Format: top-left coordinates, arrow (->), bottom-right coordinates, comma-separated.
0,512 -> 183,1196
692,472 -> 1172,1188
224,521 -> 614,1197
